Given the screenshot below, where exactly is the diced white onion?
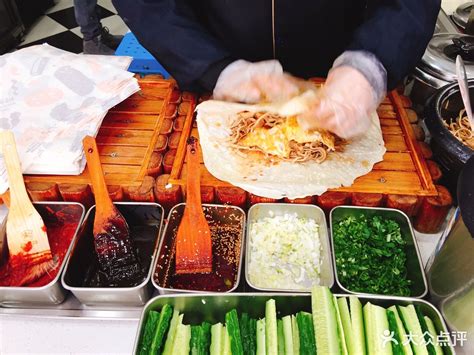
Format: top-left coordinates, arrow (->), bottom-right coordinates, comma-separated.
248,213 -> 322,290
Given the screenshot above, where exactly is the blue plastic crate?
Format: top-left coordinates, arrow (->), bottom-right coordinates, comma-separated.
115,32 -> 170,77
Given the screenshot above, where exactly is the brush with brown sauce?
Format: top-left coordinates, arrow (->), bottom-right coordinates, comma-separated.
156,206 -> 243,292
175,137 -> 213,274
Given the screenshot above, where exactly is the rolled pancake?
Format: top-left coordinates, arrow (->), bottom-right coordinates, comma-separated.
196,92 -> 385,199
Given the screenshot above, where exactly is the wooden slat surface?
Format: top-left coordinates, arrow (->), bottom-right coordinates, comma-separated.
24,77 -> 177,189
170,90 -> 438,197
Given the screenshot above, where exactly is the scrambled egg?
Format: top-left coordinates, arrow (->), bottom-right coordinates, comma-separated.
239,116 -> 335,158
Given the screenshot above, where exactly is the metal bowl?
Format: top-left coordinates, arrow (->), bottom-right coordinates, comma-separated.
152,203 -> 245,294
0,202 -> 85,306
133,293 -> 454,355
330,206 -> 428,298
61,202 -> 163,307
245,203 -> 334,292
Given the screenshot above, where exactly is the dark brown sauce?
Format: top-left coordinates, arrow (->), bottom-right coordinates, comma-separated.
155,208 -> 242,292
82,225 -> 155,287
93,216 -> 143,286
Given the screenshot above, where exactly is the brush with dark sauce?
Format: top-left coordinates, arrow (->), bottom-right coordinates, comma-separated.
83,136 -> 143,286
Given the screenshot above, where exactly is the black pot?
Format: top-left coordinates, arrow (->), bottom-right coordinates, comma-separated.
425,80 -> 474,195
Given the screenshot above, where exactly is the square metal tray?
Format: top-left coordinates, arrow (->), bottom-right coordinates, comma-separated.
330,206 -> 428,298
152,203 -> 246,294
133,293 -> 454,355
0,202 -> 85,306
246,203 -> 334,292
62,202 -> 163,307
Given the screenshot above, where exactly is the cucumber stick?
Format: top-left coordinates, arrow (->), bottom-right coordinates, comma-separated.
296,312 -> 316,355
415,306 -> 436,355
138,310 -> 159,355
257,319 -> 266,355
349,296 -> 366,355
240,313 -> 257,355
265,299 -> 278,355
150,304 -> 173,355
337,298 -> 353,352
223,327 -> 232,355
291,315 -> 300,355
334,296 -> 348,355
424,317 -> 443,355
388,306 -> 413,355
210,323 -> 224,355
364,302 -> 391,355
162,311 -> 182,355
225,309 -> 244,355
311,286 -> 341,355
191,322 -> 211,355
387,310 -> 406,355
398,305 -> 429,355
201,322 -> 212,354
173,324 -> 191,355
277,320 -> 285,355
282,316 -> 294,355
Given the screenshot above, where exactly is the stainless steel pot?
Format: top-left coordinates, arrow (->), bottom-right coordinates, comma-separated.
410,33 -> 474,106
452,2 -> 474,31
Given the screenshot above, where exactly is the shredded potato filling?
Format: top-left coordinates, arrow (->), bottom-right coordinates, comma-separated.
229,110 -> 340,163
444,109 -> 474,149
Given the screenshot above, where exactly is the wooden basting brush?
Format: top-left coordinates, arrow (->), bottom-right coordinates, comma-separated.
83,136 -> 142,285
0,130 -> 57,286
175,137 -> 213,274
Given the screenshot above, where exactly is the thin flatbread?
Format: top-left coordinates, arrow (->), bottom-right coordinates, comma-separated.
196,97 -> 385,199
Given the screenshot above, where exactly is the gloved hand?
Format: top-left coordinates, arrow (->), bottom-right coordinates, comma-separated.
297,51 -> 386,139
213,59 -> 301,103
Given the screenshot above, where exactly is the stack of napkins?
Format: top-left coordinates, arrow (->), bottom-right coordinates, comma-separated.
0,44 -> 140,193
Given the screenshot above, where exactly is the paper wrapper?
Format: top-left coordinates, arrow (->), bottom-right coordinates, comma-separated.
196,99 -> 386,199
0,44 -> 140,194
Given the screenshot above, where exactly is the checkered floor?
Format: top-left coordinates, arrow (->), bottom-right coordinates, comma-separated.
18,0 -> 129,53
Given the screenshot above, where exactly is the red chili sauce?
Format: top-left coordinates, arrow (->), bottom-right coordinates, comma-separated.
0,205 -> 81,287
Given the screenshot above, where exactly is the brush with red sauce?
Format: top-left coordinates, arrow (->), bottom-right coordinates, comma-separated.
0,204 -> 83,287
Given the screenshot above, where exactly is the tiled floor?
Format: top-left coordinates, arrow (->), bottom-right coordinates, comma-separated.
17,0 -> 129,53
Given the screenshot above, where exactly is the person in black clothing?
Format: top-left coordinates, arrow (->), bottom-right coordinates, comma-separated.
112,0 -> 440,138
74,0 -> 123,55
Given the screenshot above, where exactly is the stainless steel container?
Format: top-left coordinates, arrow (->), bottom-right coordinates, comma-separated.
437,8 -> 461,34
410,33 -> 474,106
152,203 -> 245,294
330,206 -> 428,298
133,293 -> 454,355
0,202 -> 85,306
245,203 -> 334,292
61,202 -> 163,306
452,2 -> 474,31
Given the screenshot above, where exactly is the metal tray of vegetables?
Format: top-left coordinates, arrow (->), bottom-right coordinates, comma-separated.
330,206 -> 428,298
134,286 -> 454,355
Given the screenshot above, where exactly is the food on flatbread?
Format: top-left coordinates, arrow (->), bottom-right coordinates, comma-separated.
229,111 -> 341,163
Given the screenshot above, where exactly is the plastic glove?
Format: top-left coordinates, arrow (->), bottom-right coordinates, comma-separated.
213,59 -> 301,103
297,52 -> 386,139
